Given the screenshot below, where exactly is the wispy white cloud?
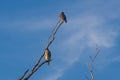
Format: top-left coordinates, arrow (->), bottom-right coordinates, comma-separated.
64,14 -> 118,48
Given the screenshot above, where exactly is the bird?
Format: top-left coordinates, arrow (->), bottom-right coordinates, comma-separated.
44,48 -> 51,65
60,12 -> 67,23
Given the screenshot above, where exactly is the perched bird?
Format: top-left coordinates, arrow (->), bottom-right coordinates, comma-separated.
44,48 -> 51,65
60,12 -> 67,23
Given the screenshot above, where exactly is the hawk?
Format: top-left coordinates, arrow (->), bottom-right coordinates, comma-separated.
60,12 -> 67,23
44,48 -> 51,65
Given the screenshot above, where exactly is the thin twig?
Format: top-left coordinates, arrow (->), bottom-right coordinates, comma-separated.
88,66 -> 94,80
23,60 -> 50,80
31,53 -> 44,72
93,47 -> 100,62
33,60 -> 51,73
46,21 -> 63,48
18,69 -> 29,80
87,47 -> 100,80
47,20 -> 61,43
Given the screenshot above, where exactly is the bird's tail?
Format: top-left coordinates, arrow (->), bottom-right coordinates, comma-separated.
48,61 -> 50,65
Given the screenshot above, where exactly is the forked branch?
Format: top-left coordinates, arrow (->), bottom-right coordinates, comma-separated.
87,47 -> 100,80
19,12 -> 67,80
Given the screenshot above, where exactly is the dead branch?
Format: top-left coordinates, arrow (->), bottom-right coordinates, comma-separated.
46,21 -> 63,48
87,47 -> 100,80
19,12 -> 66,80
23,60 -> 50,80
88,66 -> 94,80
19,69 -> 29,80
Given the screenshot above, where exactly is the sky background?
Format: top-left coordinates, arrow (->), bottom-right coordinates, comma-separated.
0,0 -> 120,80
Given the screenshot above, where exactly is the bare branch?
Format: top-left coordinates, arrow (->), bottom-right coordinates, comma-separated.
87,46 -> 100,80
23,60 -> 50,80
46,21 -> 63,48
90,70 -> 94,80
89,55 -> 93,62
88,66 -> 94,80
33,60 -> 52,74
30,20 -> 63,74
47,20 -> 61,42
19,12 -> 66,80
30,21 -> 62,73
31,53 -> 44,72
18,69 -> 29,80
93,47 -> 100,63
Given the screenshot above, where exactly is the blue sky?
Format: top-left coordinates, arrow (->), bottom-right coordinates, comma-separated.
0,0 -> 120,80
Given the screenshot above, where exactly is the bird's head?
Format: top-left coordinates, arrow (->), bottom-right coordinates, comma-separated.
61,12 -> 64,14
